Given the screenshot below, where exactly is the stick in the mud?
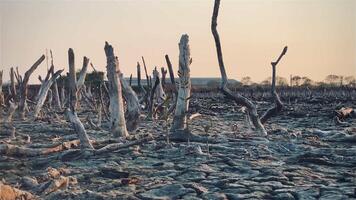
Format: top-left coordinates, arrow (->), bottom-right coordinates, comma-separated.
105,42 -> 129,138
152,67 -> 166,104
165,54 -> 176,86
76,56 -> 89,91
211,0 -> 267,135
171,34 -> 192,132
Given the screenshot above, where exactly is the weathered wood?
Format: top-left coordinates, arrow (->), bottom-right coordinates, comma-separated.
137,62 -> 146,93
161,67 -> 167,87
165,54 -> 176,86
129,74 -> 132,86
6,100 -> 18,122
152,67 -> 166,104
171,34 -> 192,132
50,50 -> 62,110
148,77 -> 160,119
105,42 -> 128,138
9,67 -> 17,102
65,109 -> 93,150
142,56 -> 151,89
33,67 -> 64,119
66,48 -> 93,150
211,0 -> 267,135
76,56 -> 89,91
18,55 -> 46,119
68,49 -> 77,111
260,46 -> 287,124
120,73 -> 140,131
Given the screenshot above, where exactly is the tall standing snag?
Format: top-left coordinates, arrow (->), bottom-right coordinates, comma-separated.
211,0 -> 267,135
105,42 -> 128,138
171,34 -> 192,132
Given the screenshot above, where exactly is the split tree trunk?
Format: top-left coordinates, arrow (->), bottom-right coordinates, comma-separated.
33,66 -> 64,119
66,48 -> 93,150
120,73 -> 140,131
171,34 -> 192,132
76,56 -> 89,91
211,0 -> 267,135
104,42 -> 128,138
18,55 -> 46,119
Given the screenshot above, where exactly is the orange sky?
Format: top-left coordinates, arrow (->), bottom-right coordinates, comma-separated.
0,0 -> 355,84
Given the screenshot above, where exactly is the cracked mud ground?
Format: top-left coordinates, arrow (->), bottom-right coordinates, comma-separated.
1,95 -> 355,200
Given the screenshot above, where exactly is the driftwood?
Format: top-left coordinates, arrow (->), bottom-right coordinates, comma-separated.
18,55 -> 46,119
120,73 -> 140,131
104,42 -> 128,138
211,0 -> 268,135
67,48 -> 94,150
171,34 -> 192,132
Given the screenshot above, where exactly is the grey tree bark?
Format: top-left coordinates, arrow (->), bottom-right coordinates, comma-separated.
104,42 -> 128,138
152,67 -> 166,104
171,34 -> 192,132
49,50 -> 62,110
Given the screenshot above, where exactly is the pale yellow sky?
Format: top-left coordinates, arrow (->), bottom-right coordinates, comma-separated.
0,0 -> 355,84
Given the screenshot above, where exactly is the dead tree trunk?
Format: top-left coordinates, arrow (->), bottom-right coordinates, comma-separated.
49,50 -> 62,110
18,55 -> 46,119
33,66 -> 63,119
165,54 -> 176,87
120,73 -> 140,131
137,62 -> 146,93
9,67 -> 17,102
6,100 -> 17,123
76,56 -> 89,91
211,0 -> 267,135
66,48 -> 93,150
260,47 -> 287,124
171,34 -> 192,132
152,67 -> 166,104
142,56 -> 151,89
161,67 -> 167,88
104,42 -> 128,138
